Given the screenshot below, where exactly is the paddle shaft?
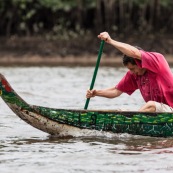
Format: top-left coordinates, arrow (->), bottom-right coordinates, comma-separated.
84,40 -> 105,109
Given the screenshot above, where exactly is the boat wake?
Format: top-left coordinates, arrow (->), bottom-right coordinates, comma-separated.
50,126 -> 134,139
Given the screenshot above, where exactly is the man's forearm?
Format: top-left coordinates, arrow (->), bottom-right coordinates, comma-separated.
98,32 -> 141,59
109,39 -> 141,59
95,87 -> 122,98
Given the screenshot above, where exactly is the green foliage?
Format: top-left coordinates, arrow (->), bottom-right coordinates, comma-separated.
39,0 -> 77,11
0,0 -> 173,37
160,0 -> 173,8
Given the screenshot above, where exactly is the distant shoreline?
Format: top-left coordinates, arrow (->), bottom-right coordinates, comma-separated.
1,36 -> 173,67
0,54 -> 173,67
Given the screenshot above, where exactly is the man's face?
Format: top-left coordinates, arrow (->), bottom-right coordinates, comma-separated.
126,63 -> 146,75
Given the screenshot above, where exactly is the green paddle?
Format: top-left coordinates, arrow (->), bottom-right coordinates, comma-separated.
84,40 -> 105,110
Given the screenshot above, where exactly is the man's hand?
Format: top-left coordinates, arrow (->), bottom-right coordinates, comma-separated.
86,89 -> 97,98
98,32 -> 112,44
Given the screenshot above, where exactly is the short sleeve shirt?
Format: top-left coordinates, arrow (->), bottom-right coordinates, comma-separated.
116,50 -> 173,107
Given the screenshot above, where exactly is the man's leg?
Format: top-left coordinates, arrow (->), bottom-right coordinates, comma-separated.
139,101 -> 156,112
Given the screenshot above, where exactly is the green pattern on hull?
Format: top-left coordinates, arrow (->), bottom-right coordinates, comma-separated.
33,107 -> 173,137
1,74 -> 173,137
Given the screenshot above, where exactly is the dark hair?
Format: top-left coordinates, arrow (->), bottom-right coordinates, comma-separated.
123,55 -> 136,66
122,46 -> 143,66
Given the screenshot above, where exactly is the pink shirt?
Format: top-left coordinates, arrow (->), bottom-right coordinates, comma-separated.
116,50 -> 173,107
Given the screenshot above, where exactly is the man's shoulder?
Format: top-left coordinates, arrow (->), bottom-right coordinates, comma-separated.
141,50 -> 164,57
140,50 -> 165,60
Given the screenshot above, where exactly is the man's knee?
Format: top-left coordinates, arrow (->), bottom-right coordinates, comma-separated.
139,101 -> 156,112
146,101 -> 155,107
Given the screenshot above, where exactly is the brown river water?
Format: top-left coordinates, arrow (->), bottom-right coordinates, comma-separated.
0,67 -> 173,173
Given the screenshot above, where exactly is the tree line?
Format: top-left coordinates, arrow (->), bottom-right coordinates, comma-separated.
0,0 -> 173,37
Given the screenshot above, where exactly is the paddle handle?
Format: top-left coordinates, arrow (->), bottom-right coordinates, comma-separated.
84,40 -> 105,110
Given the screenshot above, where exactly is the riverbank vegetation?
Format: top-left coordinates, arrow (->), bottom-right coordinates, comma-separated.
0,0 -> 173,57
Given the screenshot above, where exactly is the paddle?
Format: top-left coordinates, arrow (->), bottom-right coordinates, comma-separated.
84,40 -> 105,110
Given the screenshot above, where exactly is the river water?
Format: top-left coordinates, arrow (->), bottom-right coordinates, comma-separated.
0,67 -> 173,173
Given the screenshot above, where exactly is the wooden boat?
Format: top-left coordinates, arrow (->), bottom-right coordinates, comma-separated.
1,73 -> 173,137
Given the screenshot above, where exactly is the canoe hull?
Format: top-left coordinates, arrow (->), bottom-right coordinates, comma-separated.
1,73 -> 173,137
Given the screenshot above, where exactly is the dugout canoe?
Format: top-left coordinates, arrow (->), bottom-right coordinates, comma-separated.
1,74 -> 173,137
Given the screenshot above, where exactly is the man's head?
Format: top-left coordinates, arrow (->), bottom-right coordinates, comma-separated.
123,48 -> 146,76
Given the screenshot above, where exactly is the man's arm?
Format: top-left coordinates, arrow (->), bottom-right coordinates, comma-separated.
98,32 -> 141,60
86,87 -> 123,99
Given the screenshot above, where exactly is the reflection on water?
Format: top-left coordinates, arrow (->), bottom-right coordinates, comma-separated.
0,67 -> 173,173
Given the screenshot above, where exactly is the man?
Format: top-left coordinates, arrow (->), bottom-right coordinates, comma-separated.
86,32 -> 173,112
